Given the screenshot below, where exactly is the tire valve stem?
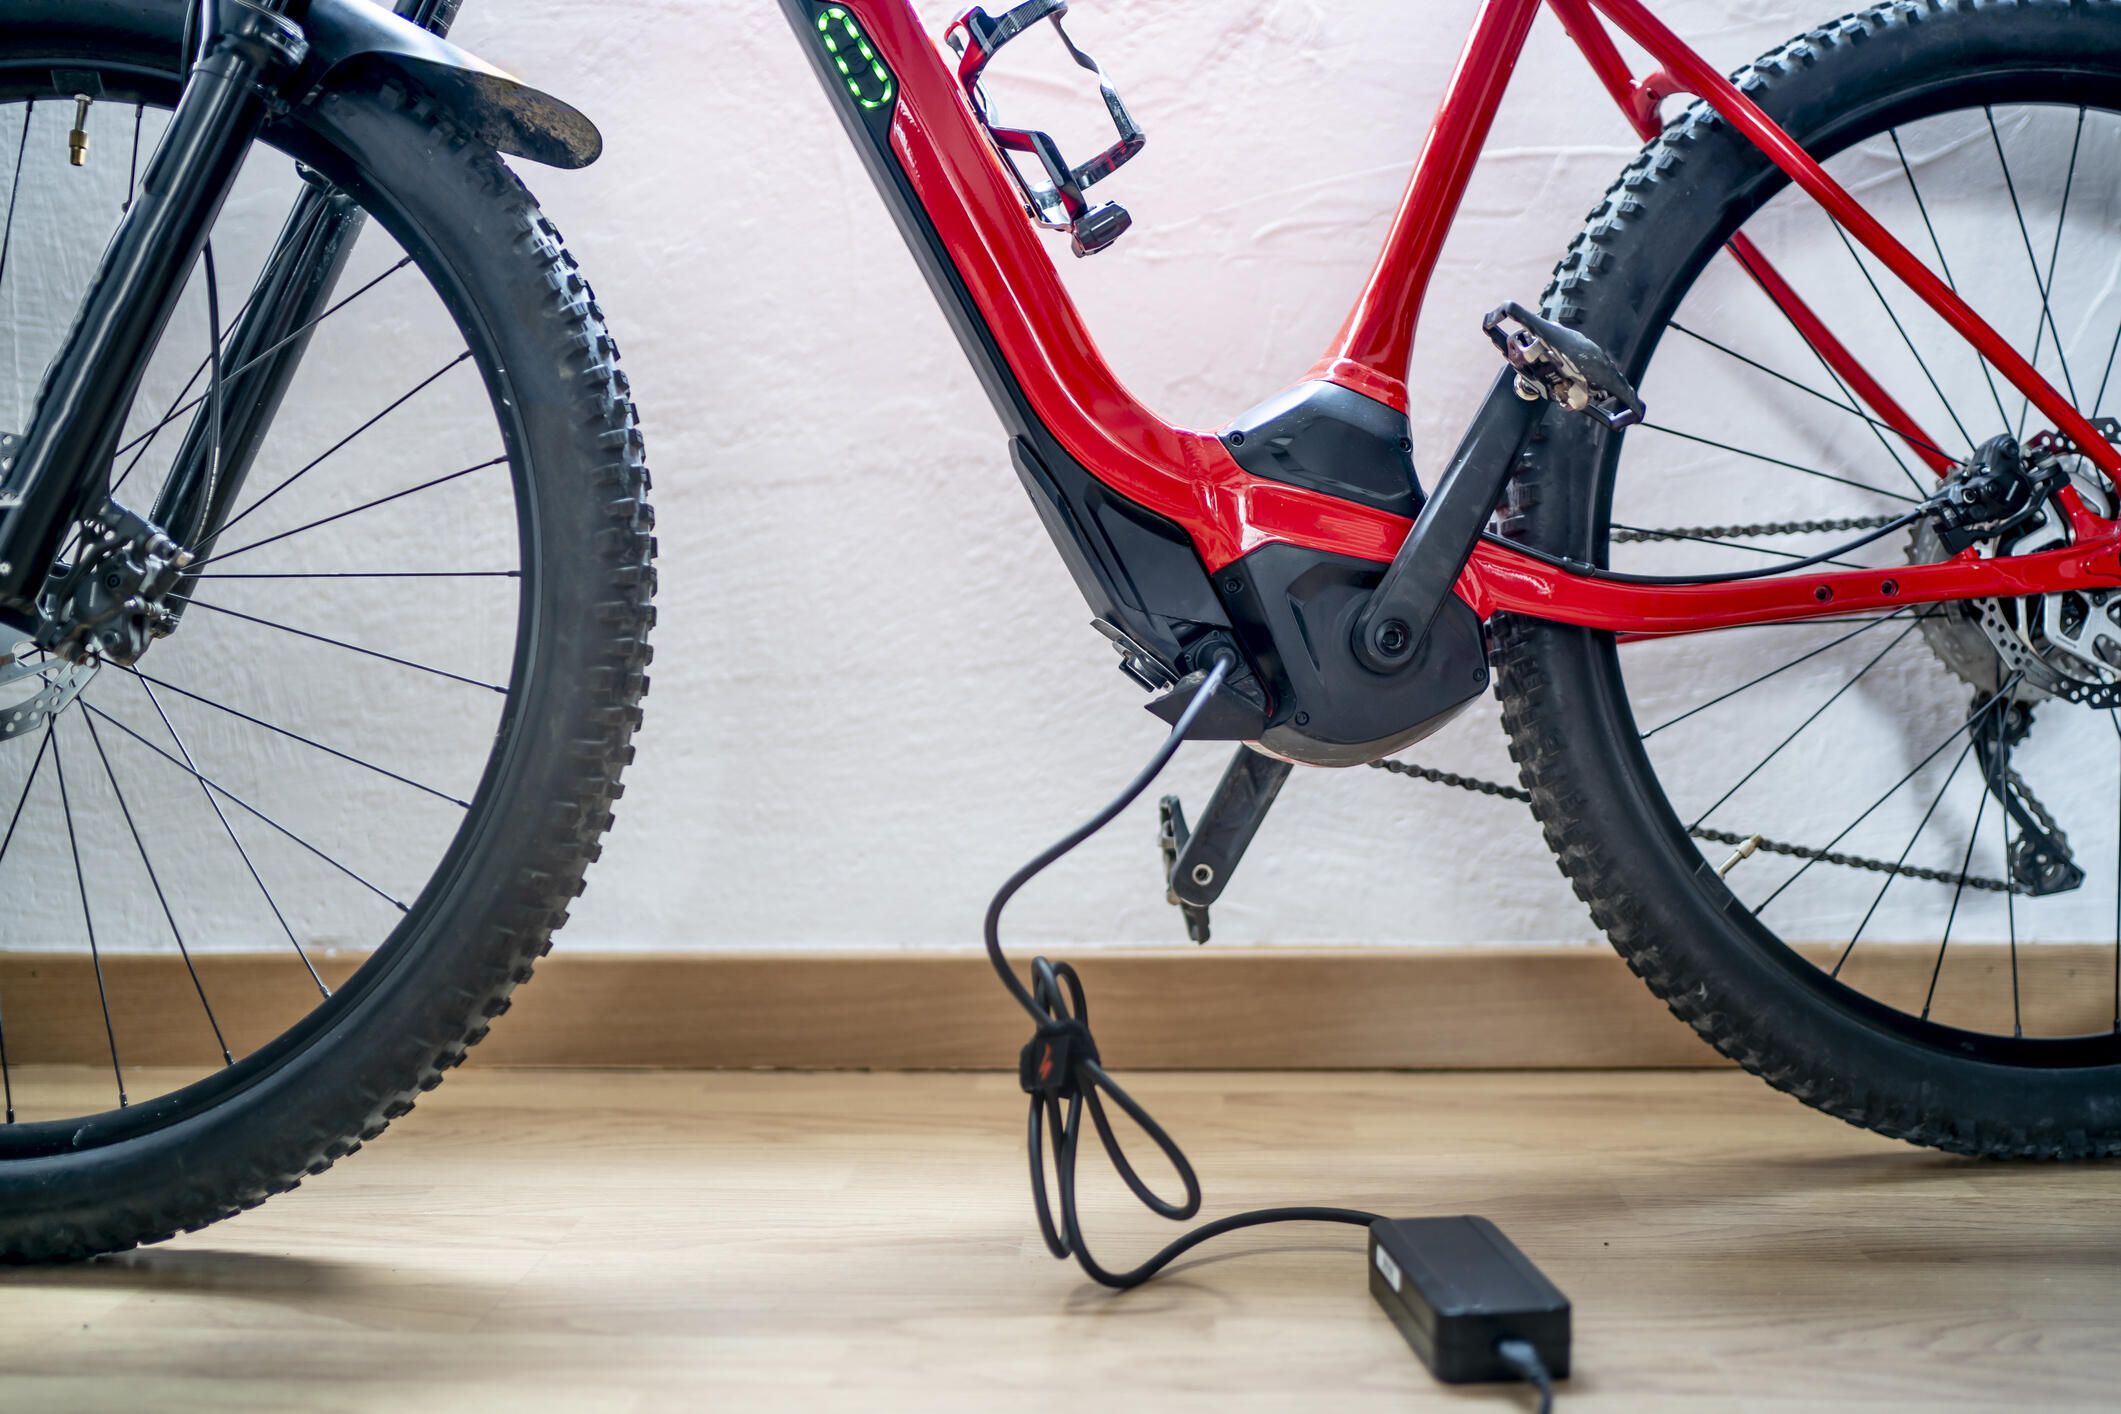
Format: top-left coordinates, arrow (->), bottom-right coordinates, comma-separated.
68,94 -> 92,167
1717,833 -> 1764,878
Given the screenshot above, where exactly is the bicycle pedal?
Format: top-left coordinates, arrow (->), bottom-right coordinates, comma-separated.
945,1 -> 1145,257
1483,301 -> 1645,429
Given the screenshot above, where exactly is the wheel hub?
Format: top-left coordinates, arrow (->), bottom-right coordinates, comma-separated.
1911,422 -> 2121,709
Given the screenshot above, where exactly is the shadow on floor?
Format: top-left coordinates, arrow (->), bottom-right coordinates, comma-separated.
0,1245 -> 485,1307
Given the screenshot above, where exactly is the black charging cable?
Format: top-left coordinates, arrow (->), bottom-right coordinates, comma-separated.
982,652 -> 1564,1410
1497,1340 -> 1557,1414
983,656 -> 1382,1290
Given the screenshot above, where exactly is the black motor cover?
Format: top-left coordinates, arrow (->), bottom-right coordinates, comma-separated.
1218,543 -> 1489,767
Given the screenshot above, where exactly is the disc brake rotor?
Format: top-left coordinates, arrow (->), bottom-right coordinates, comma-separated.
0,651 -> 97,740
1911,422 -> 2121,709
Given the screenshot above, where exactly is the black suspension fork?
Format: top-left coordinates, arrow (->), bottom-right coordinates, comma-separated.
0,0 -> 310,622
154,0 -> 463,615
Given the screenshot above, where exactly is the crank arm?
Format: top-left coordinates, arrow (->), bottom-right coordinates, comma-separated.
1351,368 -> 1545,673
1160,746 -> 1294,943
1351,306 -> 1645,673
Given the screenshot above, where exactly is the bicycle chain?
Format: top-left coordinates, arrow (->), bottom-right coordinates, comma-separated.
1367,757 -> 2016,894
1611,514 -> 1903,544
2007,766 -> 2069,851
1377,514 -> 2024,890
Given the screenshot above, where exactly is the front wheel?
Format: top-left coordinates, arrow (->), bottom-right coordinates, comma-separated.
1498,0 -> 2121,1155
0,37 -> 653,1257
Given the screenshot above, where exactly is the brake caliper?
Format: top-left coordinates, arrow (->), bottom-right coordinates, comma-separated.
37,500 -> 190,666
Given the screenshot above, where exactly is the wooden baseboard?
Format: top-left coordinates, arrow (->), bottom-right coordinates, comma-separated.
474,947 -> 1721,1068
1,943 -> 2105,1069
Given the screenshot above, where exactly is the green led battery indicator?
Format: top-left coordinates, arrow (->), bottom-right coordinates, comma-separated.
817,7 -> 896,111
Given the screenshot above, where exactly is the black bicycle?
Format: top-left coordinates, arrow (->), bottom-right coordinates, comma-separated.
0,0 -> 652,1260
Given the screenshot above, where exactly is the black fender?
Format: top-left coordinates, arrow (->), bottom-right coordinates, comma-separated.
3,0 -> 600,169
297,0 -> 600,168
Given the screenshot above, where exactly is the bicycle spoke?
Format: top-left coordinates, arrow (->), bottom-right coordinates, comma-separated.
2096,321 -> 2121,419
192,350 -> 473,553
108,236 -> 300,503
51,724 -> 127,1108
124,102 -> 142,214
0,98 -> 32,304
1642,609 -> 1921,740
1688,619 -> 1925,831
2013,106 -> 2084,439
80,709 -> 231,1065
183,599 -> 507,692
1760,676 -> 2020,915
88,698 -> 411,915
203,238 -> 225,530
110,228 -> 309,492
125,679 -> 327,997
0,725 -> 46,1126
1998,714 -> 2021,1037
0,725 -> 52,867
1632,422 -> 1920,502
1891,127 -> 2014,431
1825,219 -> 1975,453
109,255 -> 416,486
1830,735 -> 1981,979
192,455 -> 507,570
1986,107 -> 2080,410
1713,247 -> 1937,492
1923,753 -> 1995,1022
120,664 -> 470,807
1668,321 -> 1956,482
2112,710 -> 2119,1032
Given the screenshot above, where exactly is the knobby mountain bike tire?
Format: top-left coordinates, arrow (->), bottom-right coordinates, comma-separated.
0,17 -> 653,1259
1498,0 -> 2121,1155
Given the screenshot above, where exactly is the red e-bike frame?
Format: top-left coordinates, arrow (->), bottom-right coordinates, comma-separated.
819,0 -> 2121,638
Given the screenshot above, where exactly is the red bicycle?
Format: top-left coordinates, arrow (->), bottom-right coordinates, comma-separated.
788,0 -> 2121,1157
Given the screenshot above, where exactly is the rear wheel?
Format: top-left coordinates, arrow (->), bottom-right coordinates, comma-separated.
0,35 -> 653,1258
1498,0 -> 2121,1154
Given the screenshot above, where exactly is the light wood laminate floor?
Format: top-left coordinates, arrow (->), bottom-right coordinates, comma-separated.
1,1067 -> 2116,1411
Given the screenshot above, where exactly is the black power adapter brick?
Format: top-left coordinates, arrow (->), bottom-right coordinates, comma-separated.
1368,1216 -> 1570,1391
